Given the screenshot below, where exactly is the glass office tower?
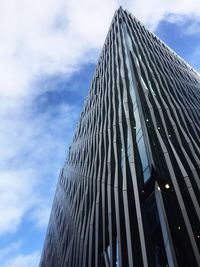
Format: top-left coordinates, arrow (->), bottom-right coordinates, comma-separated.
40,7 -> 200,267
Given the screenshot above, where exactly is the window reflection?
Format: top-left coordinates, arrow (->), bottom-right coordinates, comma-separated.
134,107 -> 141,133
122,27 -> 150,183
137,136 -> 148,170
129,82 -> 136,103
143,166 -> 150,183
136,128 -> 142,142
121,146 -> 125,171
127,129 -> 131,160
116,238 -> 120,267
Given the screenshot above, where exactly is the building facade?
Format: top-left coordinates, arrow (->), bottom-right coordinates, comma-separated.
40,7 -> 200,267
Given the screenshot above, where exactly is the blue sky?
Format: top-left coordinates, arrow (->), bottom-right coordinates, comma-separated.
0,1 -> 200,266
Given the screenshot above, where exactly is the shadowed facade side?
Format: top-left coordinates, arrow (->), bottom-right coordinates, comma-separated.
40,7 -> 200,267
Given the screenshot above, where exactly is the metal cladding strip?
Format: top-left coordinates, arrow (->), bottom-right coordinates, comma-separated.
156,118 -> 200,264
112,19 -> 125,267
127,11 -> 193,154
93,44 -> 104,267
82,208 -> 90,267
112,15 -> 128,265
168,139 -> 200,220
119,8 -> 149,267
154,182 -> 178,267
94,99 -> 101,267
116,13 -> 135,267
88,203 -> 95,267
155,61 -> 200,182
124,6 -> 200,209
125,57 -> 151,266
133,16 -> 200,219
49,195 -> 63,267
95,191 -> 100,267
105,55 -> 111,263
122,6 -> 198,264
94,73 -> 104,267
143,27 -> 200,164
121,13 -> 156,169
154,36 -> 200,153
88,104 -> 99,266
79,209 -> 86,266
125,10 -> 200,265
128,15 -> 200,214
81,107 -> 94,265
113,14 -> 132,266
108,48 -> 116,265
107,31 -> 116,267
94,41 -> 103,264
101,52 -> 108,257
147,47 -> 200,191
104,39 -> 110,259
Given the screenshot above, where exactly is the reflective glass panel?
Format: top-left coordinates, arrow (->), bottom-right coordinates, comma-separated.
137,136 -> 148,171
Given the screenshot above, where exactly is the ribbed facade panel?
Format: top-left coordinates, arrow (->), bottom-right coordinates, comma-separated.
40,7 -> 200,267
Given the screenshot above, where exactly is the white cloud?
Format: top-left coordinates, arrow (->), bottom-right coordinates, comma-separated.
0,170 -> 37,234
183,20 -> 200,35
0,241 -> 40,267
0,3 -> 113,237
121,0 -> 200,30
0,0 -> 199,98
189,46 -> 200,73
31,202 -> 52,229
0,239 -> 39,267
0,0 -> 117,98
0,101 -> 79,234
0,241 -> 21,262
2,251 -> 40,267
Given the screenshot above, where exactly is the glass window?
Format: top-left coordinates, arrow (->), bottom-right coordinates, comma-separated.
143,166 -> 150,183
116,238 -> 120,267
127,129 -> 131,160
137,136 -> 148,171
136,128 -> 143,142
129,82 -> 136,103
134,107 -> 141,133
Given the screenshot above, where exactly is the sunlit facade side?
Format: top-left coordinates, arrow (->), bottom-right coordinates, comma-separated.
40,7 -> 200,267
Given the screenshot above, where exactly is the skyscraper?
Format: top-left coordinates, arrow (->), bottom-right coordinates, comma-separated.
40,7 -> 200,267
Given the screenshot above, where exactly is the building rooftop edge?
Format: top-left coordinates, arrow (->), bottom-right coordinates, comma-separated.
123,8 -> 200,78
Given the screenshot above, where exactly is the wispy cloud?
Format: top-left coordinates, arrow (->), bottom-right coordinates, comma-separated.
0,0 -> 199,99
0,170 -> 37,234
0,241 -> 39,267
0,100 -> 79,234
2,251 -> 40,267
121,0 -> 200,30
0,0 -> 117,99
0,241 -> 21,262
0,0 -> 118,239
